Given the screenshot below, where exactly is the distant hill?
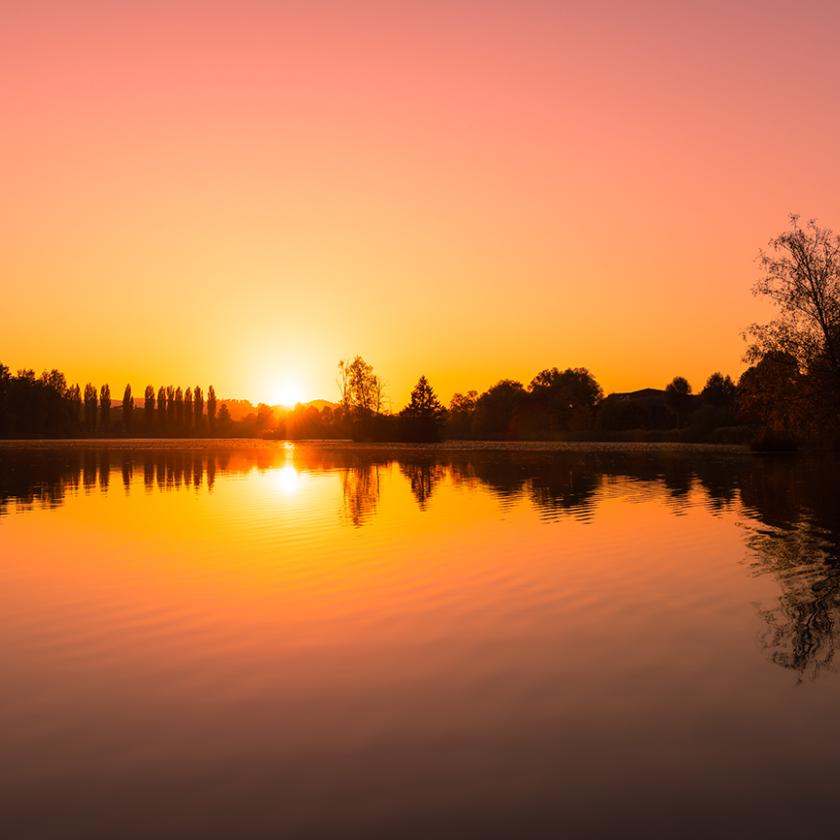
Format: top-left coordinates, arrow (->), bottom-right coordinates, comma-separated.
113,397 -> 337,421
606,388 -> 666,402
301,399 -> 337,411
220,398 -> 338,421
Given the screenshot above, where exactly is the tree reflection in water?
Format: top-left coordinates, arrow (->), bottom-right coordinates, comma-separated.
2,444 -> 839,679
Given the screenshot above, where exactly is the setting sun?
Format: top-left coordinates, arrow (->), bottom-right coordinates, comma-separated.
269,380 -> 302,408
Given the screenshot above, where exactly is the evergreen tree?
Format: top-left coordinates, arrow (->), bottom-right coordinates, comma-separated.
83,383 -> 97,433
122,384 -> 134,433
174,387 -> 184,430
166,386 -> 176,428
157,386 -> 167,430
401,375 -> 446,418
184,387 -> 193,432
144,385 -> 155,430
99,384 -> 111,432
69,384 -> 82,430
207,385 -> 217,431
194,386 -> 204,431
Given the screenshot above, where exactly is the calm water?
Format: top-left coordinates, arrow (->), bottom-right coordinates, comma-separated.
2,441 -> 840,838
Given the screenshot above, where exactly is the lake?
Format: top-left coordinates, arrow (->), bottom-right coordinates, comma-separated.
1,441 -> 839,838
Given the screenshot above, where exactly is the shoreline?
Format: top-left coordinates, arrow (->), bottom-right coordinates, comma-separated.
0,437 -> 754,455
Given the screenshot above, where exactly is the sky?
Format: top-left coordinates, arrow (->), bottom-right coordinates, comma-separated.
3,0 -> 840,407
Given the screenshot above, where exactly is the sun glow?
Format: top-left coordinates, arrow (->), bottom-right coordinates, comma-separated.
269,380 -> 303,408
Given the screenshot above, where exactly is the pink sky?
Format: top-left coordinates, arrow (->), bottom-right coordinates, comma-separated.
2,1 -> 839,405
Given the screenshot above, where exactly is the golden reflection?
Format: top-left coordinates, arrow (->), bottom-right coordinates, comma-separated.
272,464 -> 303,496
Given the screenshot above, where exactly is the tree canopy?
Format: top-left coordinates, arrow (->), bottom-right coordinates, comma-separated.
401,376 -> 446,418
747,215 -> 840,396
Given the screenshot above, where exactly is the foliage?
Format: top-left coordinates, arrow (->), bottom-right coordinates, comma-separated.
207,385 -> 217,430
528,367 -> 603,432
701,372 -> 736,407
99,384 -> 111,432
338,356 -> 384,417
447,390 -> 478,437
144,386 -> 155,429
401,376 -> 446,418
737,352 -> 804,446
194,386 -> 204,428
473,380 -> 526,438
122,384 -> 133,432
84,383 -> 97,432
664,376 -> 692,427
746,216 -> 840,394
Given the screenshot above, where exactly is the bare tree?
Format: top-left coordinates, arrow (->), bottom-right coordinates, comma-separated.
746,215 -> 840,391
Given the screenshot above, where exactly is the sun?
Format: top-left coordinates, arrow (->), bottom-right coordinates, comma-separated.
269,379 -> 302,408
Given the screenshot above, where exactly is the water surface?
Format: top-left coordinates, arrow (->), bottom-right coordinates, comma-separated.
2,442 -> 839,838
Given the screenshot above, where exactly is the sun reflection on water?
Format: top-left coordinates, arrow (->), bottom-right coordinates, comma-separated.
273,463 -> 302,495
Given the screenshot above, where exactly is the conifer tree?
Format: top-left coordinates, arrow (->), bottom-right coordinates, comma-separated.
401,375 -> 446,418
207,385 -> 217,431
99,384 -> 111,432
83,383 -> 97,432
157,386 -> 167,430
193,385 -> 204,430
184,387 -> 193,432
144,385 -> 155,430
166,386 -> 176,428
122,384 -> 133,433
174,387 -> 184,430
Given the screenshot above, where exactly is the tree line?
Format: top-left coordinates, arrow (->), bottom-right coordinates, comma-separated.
271,359 -> 743,443
3,216 -> 838,447
0,371 -> 230,437
278,215 -> 840,449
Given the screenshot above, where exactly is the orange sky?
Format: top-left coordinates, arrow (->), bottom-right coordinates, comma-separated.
2,1 -> 839,407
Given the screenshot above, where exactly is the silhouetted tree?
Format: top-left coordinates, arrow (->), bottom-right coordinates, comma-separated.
701,372 -> 736,407
144,385 -> 155,430
399,376 -> 446,441
474,380 -> 526,438
447,390 -> 478,438
35,369 -> 72,435
747,215 -> 840,399
157,386 -> 167,431
166,386 -> 176,429
738,352 -> 804,447
68,383 -> 82,430
99,384 -> 111,432
217,402 -> 232,433
193,385 -> 204,431
401,376 -> 446,418
664,376 -> 692,428
122,384 -> 133,433
184,387 -> 193,432
174,387 -> 184,430
338,356 -> 383,416
528,367 -> 603,432
0,363 -> 9,435
83,383 -> 97,433
207,385 -> 217,432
